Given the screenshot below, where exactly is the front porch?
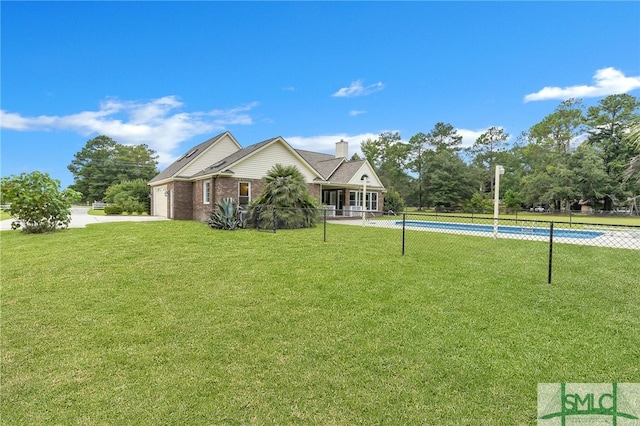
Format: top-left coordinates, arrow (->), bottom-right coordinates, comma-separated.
321,187 -> 382,218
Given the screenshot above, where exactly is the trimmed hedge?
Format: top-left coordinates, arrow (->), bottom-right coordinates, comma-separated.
104,205 -> 124,215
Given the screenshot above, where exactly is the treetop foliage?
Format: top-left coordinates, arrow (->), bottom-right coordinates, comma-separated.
360,94 -> 640,212
68,135 -> 158,202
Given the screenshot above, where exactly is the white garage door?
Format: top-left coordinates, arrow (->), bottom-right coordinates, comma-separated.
153,185 -> 168,217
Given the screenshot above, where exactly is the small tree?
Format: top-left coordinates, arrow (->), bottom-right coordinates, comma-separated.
465,193 -> 492,213
503,189 -> 524,212
1,171 -> 82,233
383,188 -> 405,213
249,164 -> 320,229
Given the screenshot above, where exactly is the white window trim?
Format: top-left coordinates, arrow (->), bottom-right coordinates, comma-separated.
350,190 -> 378,210
203,181 -> 211,204
238,181 -> 251,207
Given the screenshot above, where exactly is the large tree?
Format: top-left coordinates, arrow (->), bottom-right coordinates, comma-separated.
530,98 -> 585,155
421,148 -> 476,208
68,135 -> 158,202
469,126 -> 510,199
585,94 -> 640,210
406,132 -> 429,209
522,99 -> 585,210
427,122 -> 463,152
361,131 -> 412,201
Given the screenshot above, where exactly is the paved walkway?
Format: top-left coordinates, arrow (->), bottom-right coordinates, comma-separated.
0,207 -> 168,231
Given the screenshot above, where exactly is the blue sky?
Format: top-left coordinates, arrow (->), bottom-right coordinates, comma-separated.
2,1 -> 640,190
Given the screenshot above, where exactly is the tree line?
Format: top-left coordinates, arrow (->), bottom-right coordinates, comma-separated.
361,94 -> 640,213
67,135 -> 159,211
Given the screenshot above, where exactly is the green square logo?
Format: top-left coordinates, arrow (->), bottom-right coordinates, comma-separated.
538,383 -> 640,425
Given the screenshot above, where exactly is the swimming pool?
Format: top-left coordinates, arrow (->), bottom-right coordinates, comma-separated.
397,221 -> 604,239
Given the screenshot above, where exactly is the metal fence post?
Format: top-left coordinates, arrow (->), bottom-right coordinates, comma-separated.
272,207 -> 277,233
323,208 -> 327,242
402,213 -> 406,255
548,221 -> 554,284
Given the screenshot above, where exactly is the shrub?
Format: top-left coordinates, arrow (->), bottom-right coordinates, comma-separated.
1,171 -> 82,233
383,188 -> 405,213
464,193 -> 492,213
104,179 -> 150,214
249,164 -> 320,229
104,205 -> 124,215
209,198 -> 246,230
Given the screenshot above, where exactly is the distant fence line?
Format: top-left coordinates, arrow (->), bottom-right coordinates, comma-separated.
249,207 -> 640,284
91,202 -> 112,210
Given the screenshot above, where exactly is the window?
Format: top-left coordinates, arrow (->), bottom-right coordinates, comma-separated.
203,181 -> 211,204
349,191 -> 359,207
367,192 -> 378,211
349,190 -> 378,210
238,182 -> 250,208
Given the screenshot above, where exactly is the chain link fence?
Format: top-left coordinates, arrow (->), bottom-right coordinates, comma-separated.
250,207 -> 640,284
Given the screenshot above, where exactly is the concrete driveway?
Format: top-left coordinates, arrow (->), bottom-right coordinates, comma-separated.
0,207 -> 168,231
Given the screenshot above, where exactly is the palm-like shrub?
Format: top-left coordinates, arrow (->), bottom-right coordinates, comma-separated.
208,198 -> 246,230
249,164 -> 320,229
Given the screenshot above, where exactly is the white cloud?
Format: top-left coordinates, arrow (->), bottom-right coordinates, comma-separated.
349,110 -> 366,116
332,80 -> 384,98
0,96 -> 259,166
285,132 -> 382,158
524,67 -> 640,102
456,128 -> 490,148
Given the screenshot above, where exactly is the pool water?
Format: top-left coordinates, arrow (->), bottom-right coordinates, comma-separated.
397,221 -> 604,239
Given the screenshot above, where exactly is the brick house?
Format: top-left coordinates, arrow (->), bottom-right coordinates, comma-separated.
148,131 -> 386,221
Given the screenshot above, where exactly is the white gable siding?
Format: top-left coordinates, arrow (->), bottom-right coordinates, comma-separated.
348,163 -> 383,187
181,135 -> 241,176
230,142 -> 319,182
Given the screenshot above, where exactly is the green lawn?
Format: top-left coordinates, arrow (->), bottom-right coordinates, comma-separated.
2,221 -> 638,424
0,210 -> 11,221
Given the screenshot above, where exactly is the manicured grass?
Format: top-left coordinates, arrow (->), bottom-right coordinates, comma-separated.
2,221 -> 638,424
0,210 -> 11,221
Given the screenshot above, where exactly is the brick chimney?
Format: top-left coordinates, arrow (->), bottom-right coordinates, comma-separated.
335,139 -> 348,158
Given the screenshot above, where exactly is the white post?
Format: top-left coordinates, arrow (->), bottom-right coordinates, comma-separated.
361,174 -> 369,226
493,165 -> 505,239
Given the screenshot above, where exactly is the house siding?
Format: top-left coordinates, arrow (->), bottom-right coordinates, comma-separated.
347,163 -> 383,188
180,135 -> 241,177
231,143 -> 319,182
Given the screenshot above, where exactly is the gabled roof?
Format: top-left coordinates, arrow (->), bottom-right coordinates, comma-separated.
329,160 -> 368,184
149,132 -> 385,190
190,138 -> 278,178
149,132 -> 236,184
296,149 -> 345,180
